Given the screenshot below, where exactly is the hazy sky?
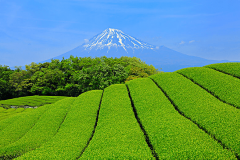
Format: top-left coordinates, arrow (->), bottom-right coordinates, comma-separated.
0,0 -> 239,67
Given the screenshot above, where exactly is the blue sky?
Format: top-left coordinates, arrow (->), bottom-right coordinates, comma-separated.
0,0 -> 239,67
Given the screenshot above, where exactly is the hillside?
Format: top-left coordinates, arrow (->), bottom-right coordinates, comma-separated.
43,28 -> 231,72
0,96 -> 67,109
41,28 -> 234,72
0,62 -> 239,159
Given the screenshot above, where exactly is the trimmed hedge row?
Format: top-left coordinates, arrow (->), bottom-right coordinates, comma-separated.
0,108 -> 15,113
0,111 -> 27,132
0,95 -> 67,108
177,67 -> 240,109
17,90 -> 103,160
126,78 -> 236,159
0,108 -> 17,117
0,98 -> 75,159
2,108 -> 33,119
0,107 -> 5,112
205,62 -> 240,78
22,108 -> 34,112
0,108 -> 25,121
150,72 -> 240,157
0,105 -> 49,147
80,84 -> 153,159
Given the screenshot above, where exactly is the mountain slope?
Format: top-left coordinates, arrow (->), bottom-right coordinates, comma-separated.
41,28 -> 230,72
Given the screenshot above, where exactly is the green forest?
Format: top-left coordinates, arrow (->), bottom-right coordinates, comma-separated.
0,56 -> 161,100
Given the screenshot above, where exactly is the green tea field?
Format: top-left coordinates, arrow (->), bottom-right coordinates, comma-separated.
0,96 -> 67,108
0,62 -> 239,159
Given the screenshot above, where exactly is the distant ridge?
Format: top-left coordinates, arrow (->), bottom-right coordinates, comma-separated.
41,28 -> 232,72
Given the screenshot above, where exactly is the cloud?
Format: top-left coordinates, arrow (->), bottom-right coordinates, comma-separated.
179,41 -> 185,45
189,40 -> 195,43
84,39 -> 89,43
156,46 -> 159,49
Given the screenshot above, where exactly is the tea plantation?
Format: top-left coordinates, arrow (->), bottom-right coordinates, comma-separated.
0,96 -> 67,109
0,62 -> 239,159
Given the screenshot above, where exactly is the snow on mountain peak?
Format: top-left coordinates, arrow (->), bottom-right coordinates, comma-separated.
83,28 -> 155,52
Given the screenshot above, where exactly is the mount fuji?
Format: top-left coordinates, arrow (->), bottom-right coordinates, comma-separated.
41,28 -> 229,72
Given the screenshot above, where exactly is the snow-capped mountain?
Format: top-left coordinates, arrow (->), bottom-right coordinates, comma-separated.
41,28 -> 229,72
83,28 -> 155,52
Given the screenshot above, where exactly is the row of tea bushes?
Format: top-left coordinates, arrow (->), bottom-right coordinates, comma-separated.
80,84 -> 153,159
0,95 -> 67,108
0,108 -> 25,121
0,108 -> 33,132
0,108 -> 15,113
177,67 -> 240,109
0,107 -> 6,112
17,90 -> 103,160
0,105 -> 49,147
205,62 -> 240,78
150,72 -> 240,157
0,98 -> 75,159
126,78 -> 235,159
0,111 -> 29,132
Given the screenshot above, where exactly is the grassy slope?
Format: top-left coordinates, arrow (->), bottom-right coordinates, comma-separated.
0,108 -> 15,113
0,107 -> 6,112
80,84 -> 153,159
17,90 -> 103,160
150,72 -> 240,157
126,78 -> 235,159
0,105 -> 50,148
0,108 -> 33,132
205,62 -> 240,78
177,67 -> 240,109
0,98 -> 75,159
0,62 -> 238,159
0,108 -> 25,121
0,96 -> 67,108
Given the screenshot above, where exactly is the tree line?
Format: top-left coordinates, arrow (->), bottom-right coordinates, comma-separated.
0,56 -> 162,100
